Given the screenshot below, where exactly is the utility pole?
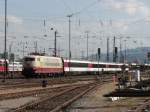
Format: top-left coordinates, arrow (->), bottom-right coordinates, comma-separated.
34,41 -> 38,53
81,50 -> 84,59
67,14 -> 73,72
54,31 -> 57,57
9,44 -> 11,61
43,48 -> 45,54
50,28 -> 61,57
3,0 -> 7,82
120,37 -> 123,62
124,40 -> 127,63
53,30 -> 61,57
85,31 -> 89,60
107,37 -> 109,62
113,36 -> 116,62
23,42 -> 25,57
67,14 -> 72,59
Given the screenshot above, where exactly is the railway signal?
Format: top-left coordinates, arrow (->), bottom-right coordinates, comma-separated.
98,48 -> 101,76
98,48 -> 101,60
147,52 -> 150,61
115,47 -> 118,62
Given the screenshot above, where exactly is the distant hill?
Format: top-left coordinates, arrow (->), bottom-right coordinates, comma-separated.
88,47 -> 150,64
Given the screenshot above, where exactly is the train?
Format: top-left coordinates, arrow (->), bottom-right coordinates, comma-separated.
0,59 -> 8,77
0,59 -> 22,78
22,55 -> 129,78
0,55 -> 150,78
9,61 -> 22,77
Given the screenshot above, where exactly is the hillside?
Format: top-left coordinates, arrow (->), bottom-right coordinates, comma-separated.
88,47 -> 150,64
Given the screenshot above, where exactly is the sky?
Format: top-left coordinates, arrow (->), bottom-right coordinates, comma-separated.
0,0 -> 150,59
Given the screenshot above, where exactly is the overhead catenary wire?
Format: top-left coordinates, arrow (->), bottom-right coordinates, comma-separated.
57,0 -> 73,13
11,0 -> 102,23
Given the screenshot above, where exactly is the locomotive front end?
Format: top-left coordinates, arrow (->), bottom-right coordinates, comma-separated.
22,56 -> 35,77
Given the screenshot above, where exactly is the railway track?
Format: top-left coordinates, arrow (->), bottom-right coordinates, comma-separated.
9,83 -> 97,112
7,77 -> 111,112
127,99 -> 150,112
0,81 -> 95,101
0,75 -> 112,112
0,75 -> 97,90
0,75 -> 99,102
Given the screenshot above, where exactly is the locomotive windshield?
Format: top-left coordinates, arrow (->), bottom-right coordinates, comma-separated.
24,57 -> 35,61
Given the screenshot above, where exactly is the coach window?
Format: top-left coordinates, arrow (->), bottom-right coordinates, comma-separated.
93,64 -> 105,68
70,62 -> 88,67
37,58 -> 40,61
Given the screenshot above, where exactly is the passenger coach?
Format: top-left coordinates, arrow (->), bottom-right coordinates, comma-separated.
64,59 -> 124,75
0,59 -> 8,77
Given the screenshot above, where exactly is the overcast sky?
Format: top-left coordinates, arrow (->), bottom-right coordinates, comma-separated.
0,0 -> 150,59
